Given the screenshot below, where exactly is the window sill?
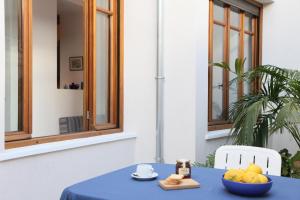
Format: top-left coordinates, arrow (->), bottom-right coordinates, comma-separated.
205,129 -> 230,140
0,132 -> 136,162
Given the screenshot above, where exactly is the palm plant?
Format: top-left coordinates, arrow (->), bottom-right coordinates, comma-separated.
214,59 -> 300,148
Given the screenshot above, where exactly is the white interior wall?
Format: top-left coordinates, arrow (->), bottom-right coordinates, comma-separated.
263,0 -> 300,154
32,0 -> 83,137
59,0 -> 84,88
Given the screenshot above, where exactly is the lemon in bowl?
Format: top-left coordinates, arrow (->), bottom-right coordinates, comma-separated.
223,169 -> 245,182
246,163 -> 263,174
222,164 -> 272,196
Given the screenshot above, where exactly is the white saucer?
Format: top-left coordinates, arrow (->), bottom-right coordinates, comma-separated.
131,172 -> 158,181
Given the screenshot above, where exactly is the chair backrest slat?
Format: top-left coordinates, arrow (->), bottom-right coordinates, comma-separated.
214,145 -> 281,176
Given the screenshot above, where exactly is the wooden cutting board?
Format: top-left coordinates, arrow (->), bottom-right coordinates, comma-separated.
159,179 -> 200,190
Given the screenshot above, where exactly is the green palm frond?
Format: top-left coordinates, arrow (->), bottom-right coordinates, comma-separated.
214,59 -> 300,148
235,58 -> 246,79
213,62 -> 230,71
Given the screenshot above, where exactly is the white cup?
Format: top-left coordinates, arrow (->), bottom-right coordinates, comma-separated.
136,164 -> 154,178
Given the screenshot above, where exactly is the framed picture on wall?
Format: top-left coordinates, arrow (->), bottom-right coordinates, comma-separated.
69,56 -> 83,71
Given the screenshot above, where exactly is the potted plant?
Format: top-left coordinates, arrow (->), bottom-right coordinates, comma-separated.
214,59 -> 300,177
214,59 -> 300,148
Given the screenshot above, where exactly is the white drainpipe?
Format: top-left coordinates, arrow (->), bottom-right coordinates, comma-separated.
155,0 -> 165,163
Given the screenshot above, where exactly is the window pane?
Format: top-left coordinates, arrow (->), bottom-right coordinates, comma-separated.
96,13 -> 109,124
214,4 -> 224,22
244,15 -> 252,32
230,10 -> 240,28
244,34 -> 253,95
97,0 -> 109,10
229,30 -> 239,106
212,25 -> 224,120
5,0 -> 23,132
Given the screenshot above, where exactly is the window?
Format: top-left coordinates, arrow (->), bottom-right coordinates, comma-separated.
5,0 -> 31,141
4,0 -> 123,148
208,0 -> 262,131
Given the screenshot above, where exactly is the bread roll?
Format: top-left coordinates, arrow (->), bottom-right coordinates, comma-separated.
165,174 -> 184,185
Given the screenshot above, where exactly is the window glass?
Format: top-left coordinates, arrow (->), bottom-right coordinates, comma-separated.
97,0 -> 109,9
244,34 -> 253,95
96,13 -> 110,124
214,4 -> 224,22
229,30 -> 239,106
212,25 -> 224,120
244,15 -> 252,32
230,10 -> 240,28
5,0 -> 23,132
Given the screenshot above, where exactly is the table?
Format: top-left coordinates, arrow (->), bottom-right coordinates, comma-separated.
60,163 -> 300,200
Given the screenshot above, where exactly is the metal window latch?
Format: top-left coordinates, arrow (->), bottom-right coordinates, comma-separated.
155,76 -> 165,80
86,111 -> 90,120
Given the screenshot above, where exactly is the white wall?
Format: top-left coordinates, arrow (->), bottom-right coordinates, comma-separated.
0,139 -> 136,200
123,0 -> 157,163
263,0 -> 300,154
263,0 -> 300,68
163,0 -> 200,163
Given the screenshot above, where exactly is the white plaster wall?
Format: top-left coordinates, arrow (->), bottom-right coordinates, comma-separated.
0,139 -> 136,200
163,0 -> 199,163
263,0 -> 300,154
123,0 -> 157,163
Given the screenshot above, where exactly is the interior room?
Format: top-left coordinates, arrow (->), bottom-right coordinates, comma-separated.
1,0 -> 300,199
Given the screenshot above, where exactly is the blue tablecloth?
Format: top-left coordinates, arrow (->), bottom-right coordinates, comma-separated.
60,163 -> 300,200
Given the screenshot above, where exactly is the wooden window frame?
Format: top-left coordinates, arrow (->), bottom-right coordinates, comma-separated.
208,0 -> 262,131
89,0 -> 119,131
5,0 -> 124,149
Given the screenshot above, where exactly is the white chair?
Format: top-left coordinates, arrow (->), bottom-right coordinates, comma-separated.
214,145 -> 282,176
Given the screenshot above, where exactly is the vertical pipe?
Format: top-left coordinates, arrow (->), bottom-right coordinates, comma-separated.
155,0 -> 165,163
